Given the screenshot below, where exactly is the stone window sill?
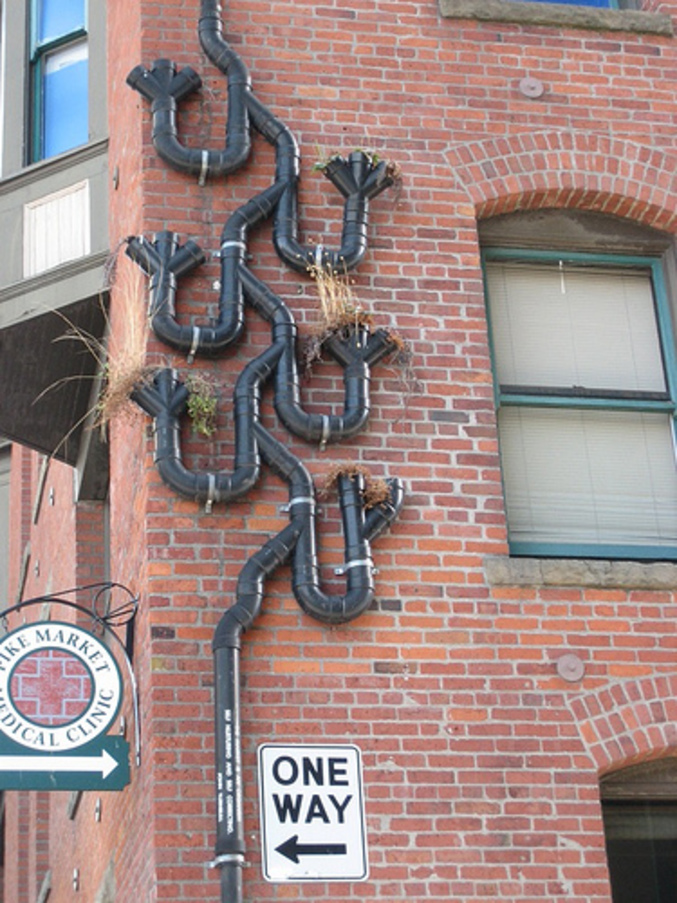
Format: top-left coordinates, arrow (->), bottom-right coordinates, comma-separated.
484,556 -> 677,589
439,1 -> 673,36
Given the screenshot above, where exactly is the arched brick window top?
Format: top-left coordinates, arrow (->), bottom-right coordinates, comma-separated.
478,207 -> 673,256
569,675 -> 677,771
446,132 -> 677,234
602,756 -> 677,800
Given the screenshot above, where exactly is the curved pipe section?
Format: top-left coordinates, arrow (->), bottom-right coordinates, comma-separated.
128,5 -> 395,276
126,182 -> 284,357
291,473 -> 404,623
127,6 -> 405,903
209,444 -> 402,896
211,520 -> 301,898
239,266 -> 400,443
126,55 -> 251,178
127,1 -> 253,179
131,344 -> 283,506
272,149 -> 396,275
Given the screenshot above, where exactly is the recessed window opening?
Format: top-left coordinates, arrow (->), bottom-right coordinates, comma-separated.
601,759 -> 677,903
512,0 -> 642,8
481,212 -> 677,562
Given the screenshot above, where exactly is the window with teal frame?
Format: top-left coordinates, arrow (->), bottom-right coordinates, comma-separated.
511,0 -> 620,6
30,0 -> 88,162
483,249 -> 677,561
511,0 -> 620,7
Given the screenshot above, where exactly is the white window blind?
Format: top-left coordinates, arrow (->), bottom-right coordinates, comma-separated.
500,408 -> 677,548
486,263 -> 666,394
485,257 -> 677,556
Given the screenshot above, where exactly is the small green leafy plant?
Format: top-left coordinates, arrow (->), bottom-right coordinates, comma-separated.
185,373 -> 218,437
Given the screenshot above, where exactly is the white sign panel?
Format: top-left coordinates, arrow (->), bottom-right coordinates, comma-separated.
258,743 -> 368,882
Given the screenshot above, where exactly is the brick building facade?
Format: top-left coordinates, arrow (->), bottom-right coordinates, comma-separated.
1,1 -> 677,901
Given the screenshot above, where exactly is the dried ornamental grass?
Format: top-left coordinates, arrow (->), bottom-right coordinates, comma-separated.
44,264 -> 153,443
302,264 -> 373,374
94,266 -> 153,429
308,262 -> 372,336
320,463 -> 391,510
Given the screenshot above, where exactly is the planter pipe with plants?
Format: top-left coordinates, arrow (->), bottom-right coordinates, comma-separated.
126,2 -> 405,900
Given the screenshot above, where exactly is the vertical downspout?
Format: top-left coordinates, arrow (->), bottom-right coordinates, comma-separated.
126,6 -> 404,903
212,523 -> 300,901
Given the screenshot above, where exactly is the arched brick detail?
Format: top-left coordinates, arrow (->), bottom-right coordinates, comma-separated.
568,675 -> 677,774
446,131 -> 677,232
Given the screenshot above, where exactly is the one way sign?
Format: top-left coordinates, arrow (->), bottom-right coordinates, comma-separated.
258,743 -> 368,882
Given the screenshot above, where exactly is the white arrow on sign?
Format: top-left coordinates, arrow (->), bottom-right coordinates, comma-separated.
0,749 -> 118,779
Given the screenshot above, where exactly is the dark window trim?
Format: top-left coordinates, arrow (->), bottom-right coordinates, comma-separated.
601,759 -> 677,801
438,0 -> 674,35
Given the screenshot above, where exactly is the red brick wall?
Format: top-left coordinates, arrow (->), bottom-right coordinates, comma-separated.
6,1 -> 677,901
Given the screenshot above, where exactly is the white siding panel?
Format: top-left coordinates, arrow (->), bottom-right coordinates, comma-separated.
23,179 -> 91,277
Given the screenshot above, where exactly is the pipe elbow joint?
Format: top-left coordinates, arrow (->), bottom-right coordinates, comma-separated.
212,606 -> 253,651
170,238 -> 206,277
363,477 -> 405,542
272,232 -> 313,274
126,65 -> 160,102
125,236 -> 161,275
294,585 -> 375,625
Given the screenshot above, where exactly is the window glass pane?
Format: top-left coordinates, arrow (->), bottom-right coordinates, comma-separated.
499,408 -> 677,549
603,802 -> 677,903
38,0 -> 86,44
42,41 -> 88,159
486,262 -> 666,394
513,0 -> 616,7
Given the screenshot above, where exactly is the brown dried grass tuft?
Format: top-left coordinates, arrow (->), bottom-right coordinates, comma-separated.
302,264 -> 372,374
44,262 -> 153,444
320,463 -> 391,510
307,263 -> 372,336
93,266 -> 153,429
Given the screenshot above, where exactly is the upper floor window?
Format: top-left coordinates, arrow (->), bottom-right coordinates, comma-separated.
481,213 -> 677,562
438,0 -> 672,35
499,0 -> 642,8
511,0 -> 624,7
30,0 -> 88,162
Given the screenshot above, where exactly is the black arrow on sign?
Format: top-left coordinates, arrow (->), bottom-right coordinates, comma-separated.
275,834 -> 347,863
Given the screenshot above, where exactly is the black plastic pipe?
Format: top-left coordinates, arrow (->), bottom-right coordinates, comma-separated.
271,150 -> 396,275
211,519 -> 301,901
210,460 -> 401,893
127,0 -> 254,180
129,30 -> 395,281
131,344 -> 283,506
126,6 -> 405,903
126,182 -> 284,357
239,266 -> 400,444
126,56 -> 251,179
291,472 -> 404,623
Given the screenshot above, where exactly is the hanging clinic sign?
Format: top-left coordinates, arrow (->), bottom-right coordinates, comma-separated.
0,622 -> 130,790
